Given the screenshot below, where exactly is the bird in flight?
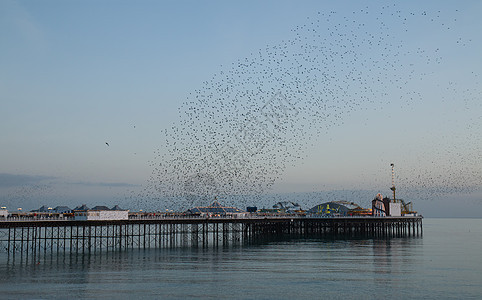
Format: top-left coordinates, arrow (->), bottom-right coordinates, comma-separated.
105,142 -> 109,146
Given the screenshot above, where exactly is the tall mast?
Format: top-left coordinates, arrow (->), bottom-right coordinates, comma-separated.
390,163 -> 396,202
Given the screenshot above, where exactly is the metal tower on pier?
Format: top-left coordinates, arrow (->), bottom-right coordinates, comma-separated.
390,163 -> 396,202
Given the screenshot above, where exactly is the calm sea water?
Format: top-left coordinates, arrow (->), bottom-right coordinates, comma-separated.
0,218 -> 481,299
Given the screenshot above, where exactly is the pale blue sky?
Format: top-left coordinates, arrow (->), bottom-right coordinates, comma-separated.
1,1 -> 481,216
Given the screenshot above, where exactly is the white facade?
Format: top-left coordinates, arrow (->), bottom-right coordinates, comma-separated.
0,208 -> 8,218
389,203 -> 402,217
75,210 -> 128,220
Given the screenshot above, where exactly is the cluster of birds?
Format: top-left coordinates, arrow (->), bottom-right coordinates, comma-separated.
124,5 -> 480,211
0,184 -> 57,211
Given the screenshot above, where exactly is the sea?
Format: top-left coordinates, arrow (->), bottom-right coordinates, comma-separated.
0,218 -> 481,299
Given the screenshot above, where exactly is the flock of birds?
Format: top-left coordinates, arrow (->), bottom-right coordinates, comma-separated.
119,5 -> 481,211
0,184 -> 57,211
6,5 -> 477,212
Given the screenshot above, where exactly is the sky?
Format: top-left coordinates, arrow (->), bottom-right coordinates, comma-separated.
1,0 -> 481,217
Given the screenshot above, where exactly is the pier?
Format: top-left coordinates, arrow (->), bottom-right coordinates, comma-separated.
0,216 -> 422,258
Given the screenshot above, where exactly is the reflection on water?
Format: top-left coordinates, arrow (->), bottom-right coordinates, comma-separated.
1,219 -> 481,299
0,236 -> 424,299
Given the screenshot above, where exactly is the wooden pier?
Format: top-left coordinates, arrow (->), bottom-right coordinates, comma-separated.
0,216 -> 422,258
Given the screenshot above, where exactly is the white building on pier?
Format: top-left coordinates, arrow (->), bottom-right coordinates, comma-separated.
74,205 -> 128,221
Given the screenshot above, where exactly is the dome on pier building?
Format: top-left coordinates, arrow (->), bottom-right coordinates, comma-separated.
272,201 -> 302,212
307,201 -> 356,216
73,204 -> 90,211
53,206 -> 72,214
32,205 -> 51,213
186,200 -> 246,217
